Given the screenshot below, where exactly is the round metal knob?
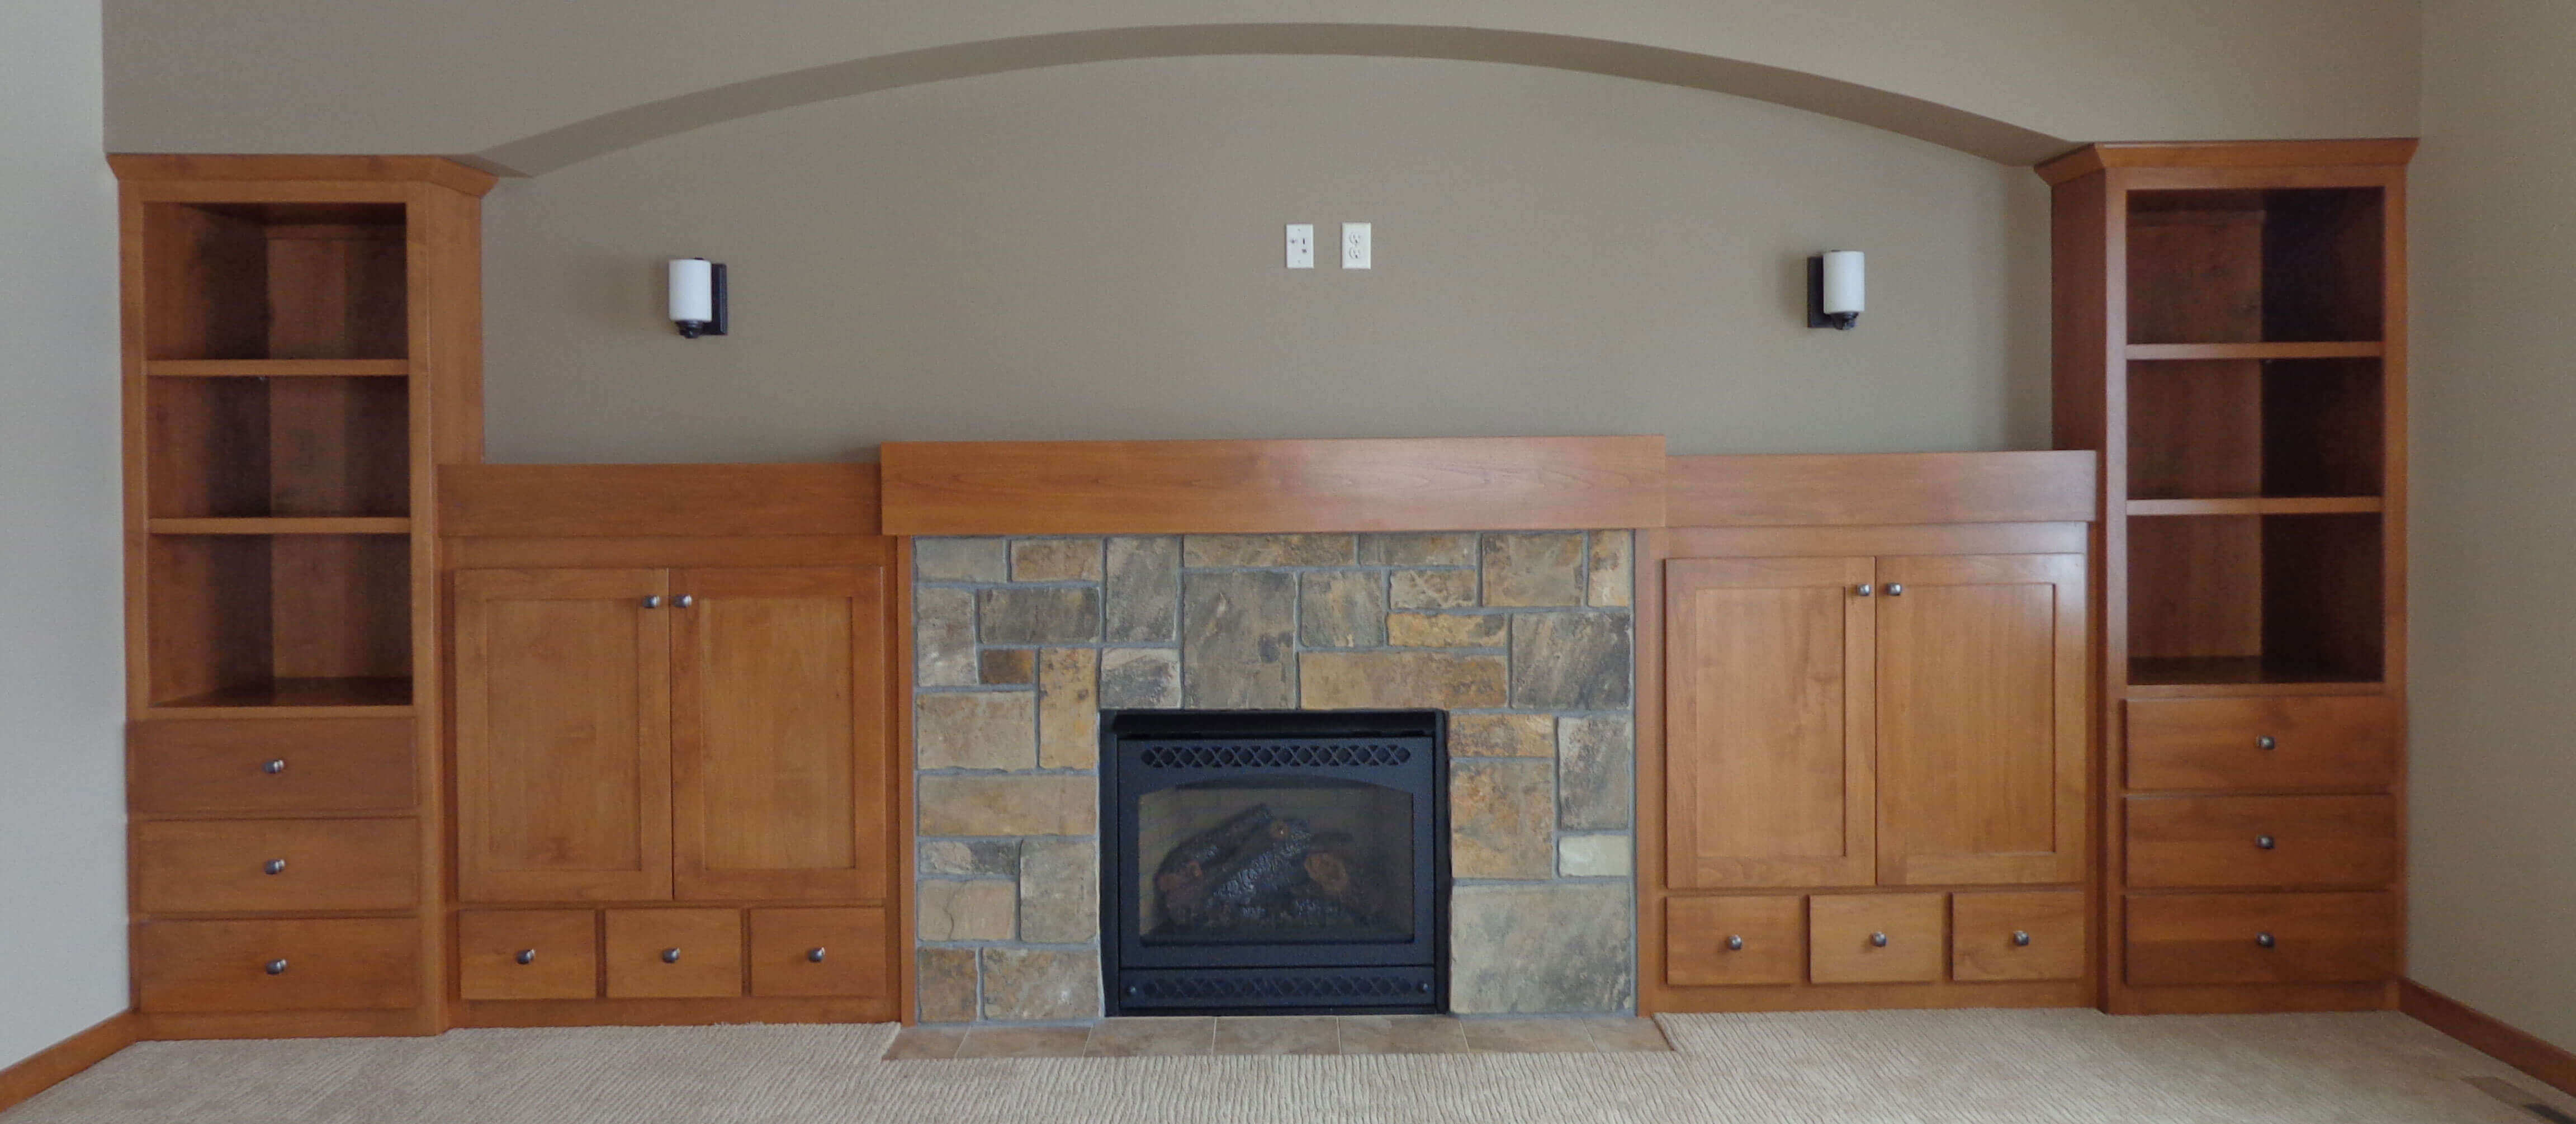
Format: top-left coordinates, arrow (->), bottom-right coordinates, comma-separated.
675,595 -> 695,608
264,959 -> 289,975
806,947 -> 827,964
263,858 -> 287,876
1126,985 -> 1140,997
643,595 -> 664,609
661,948 -> 681,964
516,949 -> 537,966
1871,932 -> 1889,948
262,759 -> 287,775
1725,935 -> 1745,951
2013,931 -> 2032,947
1855,584 -> 1874,597
2256,835 -> 2277,850
1884,584 -> 1906,596
2256,932 -> 2277,949
2256,735 -> 2277,750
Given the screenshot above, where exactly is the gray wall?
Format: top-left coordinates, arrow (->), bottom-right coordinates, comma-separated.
0,0 -> 129,1069
484,56 -> 2049,463
2409,0 -> 2576,1053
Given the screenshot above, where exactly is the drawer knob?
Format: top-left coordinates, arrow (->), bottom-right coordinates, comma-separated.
643,595 -> 664,609
661,948 -> 682,964
807,947 -> 828,964
1725,935 -> 1744,952
2256,735 -> 2277,750
2256,835 -> 2277,850
262,758 -> 287,774
265,959 -> 289,975
676,594 -> 696,608
2013,931 -> 2032,947
1870,932 -> 1889,948
1884,584 -> 1905,596
1855,584 -> 1873,597
263,858 -> 287,876
2256,932 -> 2277,949
516,949 -> 538,966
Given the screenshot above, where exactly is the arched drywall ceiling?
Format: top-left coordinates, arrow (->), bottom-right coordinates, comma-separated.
472,25 -> 2068,174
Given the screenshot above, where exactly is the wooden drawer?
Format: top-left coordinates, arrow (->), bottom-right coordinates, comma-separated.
2126,697 -> 2398,791
134,819 -> 419,914
459,910 -> 598,1001
2126,892 -> 2398,985
604,909 -> 742,999
136,918 -> 420,1013
2126,795 -> 2397,889
1809,894 -> 1945,984
1664,896 -> 1803,986
130,718 -> 415,815
749,908 -> 889,998
1950,891 -> 2085,982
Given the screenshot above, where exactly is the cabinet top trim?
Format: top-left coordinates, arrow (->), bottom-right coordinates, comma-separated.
107,154 -> 499,197
2035,139 -> 2419,186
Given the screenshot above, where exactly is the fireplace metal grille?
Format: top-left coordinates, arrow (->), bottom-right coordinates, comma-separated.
1135,742 -> 1415,770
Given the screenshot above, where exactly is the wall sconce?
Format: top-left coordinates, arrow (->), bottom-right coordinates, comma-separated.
1807,250 -> 1864,330
668,258 -> 728,338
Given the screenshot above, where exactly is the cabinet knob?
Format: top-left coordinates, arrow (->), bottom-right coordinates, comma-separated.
262,759 -> 287,775
516,949 -> 537,966
1725,935 -> 1744,952
643,595 -> 664,609
1884,584 -> 1906,596
1871,932 -> 1890,948
661,948 -> 682,964
807,947 -> 827,964
2256,835 -> 2277,850
2256,735 -> 2277,750
2013,931 -> 2032,947
2256,932 -> 2277,949
675,594 -> 695,608
264,959 -> 289,975
1855,584 -> 1874,597
263,858 -> 287,875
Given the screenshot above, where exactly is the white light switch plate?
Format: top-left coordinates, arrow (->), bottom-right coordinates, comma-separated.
1342,222 -> 1372,269
1285,224 -> 1314,269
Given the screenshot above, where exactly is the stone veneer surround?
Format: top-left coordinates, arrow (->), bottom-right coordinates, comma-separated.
912,531 -> 1636,1023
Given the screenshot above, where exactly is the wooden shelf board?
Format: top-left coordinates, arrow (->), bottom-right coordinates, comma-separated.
2125,497 -> 2384,517
144,359 -> 411,377
2126,657 -> 2384,693
149,517 -> 413,535
148,677 -> 415,716
2125,342 -> 2383,362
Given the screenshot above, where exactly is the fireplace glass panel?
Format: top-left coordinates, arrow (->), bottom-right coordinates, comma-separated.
1137,777 -> 1415,944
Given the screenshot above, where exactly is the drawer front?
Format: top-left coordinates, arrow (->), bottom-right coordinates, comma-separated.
2126,697 -> 2398,791
1951,891 -> 2086,982
1665,896 -> 1803,987
2126,796 -> 2397,889
2125,892 -> 2398,986
130,719 -> 415,815
1809,894 -> 1945,984
749,908 -> 890,998
134,819 -> 420,914
136,918 -> 420,1013
460,910 -> 599,1001
604,909 -> 742,999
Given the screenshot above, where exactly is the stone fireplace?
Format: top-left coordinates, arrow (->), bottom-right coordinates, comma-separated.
911,531 -> 1635,1023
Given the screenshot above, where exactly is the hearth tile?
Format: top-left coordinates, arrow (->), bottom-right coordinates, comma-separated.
1579,1018 -> 1673,1052
882,1027 -> 969,1060
1448,712 -> 1555,758
1301,651 -> 1507,711
1510,612 -> 1633,710
1385,612 -> 1508,649
1389,569 -> 1478,610
916,879 -> 1015,941
954,1026 -> 1095,1059
978,649 -> 1036,685
916,538 -> 1008,583
1086,1017 -> 1215,1057
978,587 -> 1102,645
1337,1015 -> 1470,1055
1298,571 -> 1388,648
918,776 -> 1096,837
1213,1016 -> 1338,1056
1098,648 -> 1181,709
1011,538 -> 1104,583
1358,532 -> 1479,567
981,949 -> 1102,1022
1104,536 -> 1181,643
1450,757 -> 1555,879
1182,533 -> 1356,568
1464,1018 -> 1598,1054
1016,838 -> 1098,944
915,587 -> 978,688
1587,532 -> 1633,608
918,839 -> 1018,879
916,948 -> 979,1024
1481,532 -> 1587,607
1180,572 -> 1296,708
915,692 -> 1037,771
1037,649 -> 1100,768
1556,715 -> 1635,830
1451,883 -> 1637,1014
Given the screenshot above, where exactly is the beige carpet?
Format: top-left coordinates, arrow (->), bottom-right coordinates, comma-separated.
7,1010 -> 2569,1123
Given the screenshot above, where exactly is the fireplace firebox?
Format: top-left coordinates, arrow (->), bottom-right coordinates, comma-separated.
1100,710 -> 1448,1016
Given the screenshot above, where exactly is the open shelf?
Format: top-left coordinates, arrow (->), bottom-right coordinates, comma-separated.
146,375 -> 410,518
2125,512 -> 2384,688
2127,188 -> 2384,346
148,518 -> 413,535
2127,357 -> 2383,500
143,533 -> 412,711
141,202 -> 408,361
144,359 -> 411,377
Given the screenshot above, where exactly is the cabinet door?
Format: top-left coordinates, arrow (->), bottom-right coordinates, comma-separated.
671,566 -> 891,901
1876,554 -> 2087,885
1665,556 -> 1877,889
455,569 -> 673,902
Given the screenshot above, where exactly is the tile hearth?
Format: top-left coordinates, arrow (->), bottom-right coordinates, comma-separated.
884,1016 -> 1673,1060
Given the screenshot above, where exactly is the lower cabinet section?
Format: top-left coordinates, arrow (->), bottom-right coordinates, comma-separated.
459,910 -> 599,1001
1665,896 -> 1804,986
749,908 -> 889,999
136,918 -> 422,1013
604,910 -> 744,999
1810,894 -> 1946,984
1664,890 -> 2086,996
458,906 -> 894,1009
1952,891 -> 2086,982
2125,892 -> 2399,986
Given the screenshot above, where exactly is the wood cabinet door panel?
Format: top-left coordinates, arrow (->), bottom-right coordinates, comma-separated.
2125,795 -> 2398,889
671,566 -> 891,902
455,568 -> 672,903
134,818 -> 418,914
1664,556 -> 1877,889
1808,894 -> 1946,984
1665,896 -> 1805,986
458,910 -> 599,1001
1950,890 -> 2086,982
604,909 -> 743,999
1876,554 -> 2087,885
2125,697 -> 2400,790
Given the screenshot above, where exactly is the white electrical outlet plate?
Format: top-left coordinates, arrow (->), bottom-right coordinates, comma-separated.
1285,224 -> 1315,269
1342,222 -> 1372,269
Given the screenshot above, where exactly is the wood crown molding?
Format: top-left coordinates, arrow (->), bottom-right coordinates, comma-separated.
2035,139 -> 2419,185
1667,451 -> 2097,526
106,154 -> 499,197
2402,980 -> 2576,1099
0,1012 -> 139,1114
439,464 -> 881,537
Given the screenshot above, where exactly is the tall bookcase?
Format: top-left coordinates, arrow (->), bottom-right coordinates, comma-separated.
113,155 -> 492,1038
2042,140 -> 2412,1014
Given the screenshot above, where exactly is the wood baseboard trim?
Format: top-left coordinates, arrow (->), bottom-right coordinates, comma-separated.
2402,979 -> 2576,1098
0,1012 -> 140,1114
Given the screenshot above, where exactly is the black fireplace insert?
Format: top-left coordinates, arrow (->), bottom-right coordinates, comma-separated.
1100,709 -> 1447,1016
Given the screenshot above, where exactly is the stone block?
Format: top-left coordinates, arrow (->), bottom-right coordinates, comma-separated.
917,948 -> 980,1023
1017,838 -> 1099,944
1481,532 -> 1587,607
918,839 -> 1018,878
913,587 -> 977,688
981,949 -> 1101,1022
918,776 -> 1096,837
1358,532 -> 1479,567
1510,612 -> 1632,710
1300,651 -> 1506,710
1588,531 -> 1633,608
1450,882 -> 1635,1014
1449,712 -> 1554,757
1182,533 -> 1356,568
1558,834 -> 1633,877
1389,569 -> 1478,610
917,879 -> 1017,941
1104,536 -> 1181,643
915,692 -> 1036,771
1037,649 -> 1098,769
1100,648 -> 1182,709
1385,612 -> 1507,648
1558,715 -> 1633,830
1181,572 -> 1296,708
978,587 -> 1101,644
1011,539 -> 1104,583
1298,572 -> 1386,648
1450,758 -> 1555,880
978,649 -> 1035,685
916,539 -> 1008,583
